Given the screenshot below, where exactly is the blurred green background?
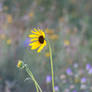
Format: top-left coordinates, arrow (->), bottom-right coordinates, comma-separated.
0,0 -> 92,92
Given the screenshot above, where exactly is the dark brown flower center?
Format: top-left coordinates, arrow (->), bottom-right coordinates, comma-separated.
39,36 -> 44,44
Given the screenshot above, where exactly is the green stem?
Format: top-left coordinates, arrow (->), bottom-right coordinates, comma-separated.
35,83 -> 39,92
47,39 -> 55,92
25,65 -> 42,92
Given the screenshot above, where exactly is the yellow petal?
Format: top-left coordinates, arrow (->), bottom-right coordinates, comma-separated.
31,30 -> 40,35
37,40 -> 46,53
29,41 -> 38,46
33,28 -> 39,32
33,28 -> 44,37
31,38 -> 38,41
39,29 -> 45,38
31,42 -> 40,50
32,28 -> 45,38
29,34 -> 38,38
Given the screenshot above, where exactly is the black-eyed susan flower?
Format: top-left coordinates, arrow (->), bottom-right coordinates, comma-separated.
28,28 -> 46,53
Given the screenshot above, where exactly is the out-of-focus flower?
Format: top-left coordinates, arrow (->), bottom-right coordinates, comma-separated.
66,68 -> 72,75
74,74 -> 79,78
7,14 -> 13,23
80,84 -> 86,89
81,77 -> 87,83
46,75 -> 51,84
0,34 -> 6,40
60,74 -> 66,80
88,68 -> 92,74
22,15 -> 30,21
17,60 -> 24,68
86,64 -> 91,71
49,34 -> 59,40
64,40 -> 70,46
70,85 -> 75,89
62,80 -> 67,84
45,29 -> 54,34
29,12 -> 34,17
73,63 -> 78,68
64,88 -> 70,92
45,52 -> 50,58
72,90 -> 77,92
6,39 -> 12,45
74,77 -> 80,83
54,86 -> 59,92
28,28 -> 46,53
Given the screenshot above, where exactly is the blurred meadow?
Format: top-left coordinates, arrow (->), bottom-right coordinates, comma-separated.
0,0 -> 92,92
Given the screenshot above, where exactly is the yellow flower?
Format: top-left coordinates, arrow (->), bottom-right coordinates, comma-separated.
64,40 -> 70,46
7,14 -> 13,23
45,29 -> 54,34
28,28 -> 46,53
74,78 -> 80,83
29,12 -> 34,17
49,34 -> 59,40
6,39 -> 11,45
17,60 -> 23,68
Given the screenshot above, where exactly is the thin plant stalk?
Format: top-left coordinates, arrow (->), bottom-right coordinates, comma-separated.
25,65 -> 42,92
47,39 -> 55,92
35,84 -> 39,92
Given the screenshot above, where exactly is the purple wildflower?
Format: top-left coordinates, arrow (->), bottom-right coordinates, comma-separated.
86,64 -> 91,71
66,68 -> 72,75
88,68 -> 92,74
72,90 -> 77,92
81,77 -> 87,83
54,86 -> 59,92
46,75 -> 51,84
